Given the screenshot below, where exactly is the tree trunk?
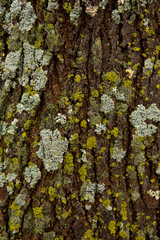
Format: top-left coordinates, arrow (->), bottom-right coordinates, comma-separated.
0,0 -> 160,239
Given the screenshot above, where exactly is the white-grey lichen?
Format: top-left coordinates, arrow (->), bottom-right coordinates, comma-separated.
100,94 -> 115,114
130,104 -> 160,137
80,182 -> 105,206
54,113 -> 67,124
148,189 -> 160,200
4,0 -> 37,34
24,164 -> 41,188
0,172 -> 17,194
18,43 -> 51,90
95,123 -> 106,134
70,1 -> 82,26
111,10 -> 121,25
17,93 -> 40,114
111,146 -> 126,163
2,50 -> 21,81
47,0 -> 59,11
36,129 -> 69,172
143,58 -> 154,75
112,87 -> 125,101
9,188 -> 30,234
99,0 -> 108,9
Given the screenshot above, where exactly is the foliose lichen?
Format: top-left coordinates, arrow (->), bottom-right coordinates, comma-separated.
111,10 -> 121,25
9,188 -> 30,234
130,104 -> 160,137
143,58 -> 154,75
24,164 -> 41,188
36,129 -> 69,172
95,123 -> 106,134
70,1 -> 82,26
100,94 -> 115,114
110,145 -> 126,163
4,0 -> 37,34
17,93 -> 40,114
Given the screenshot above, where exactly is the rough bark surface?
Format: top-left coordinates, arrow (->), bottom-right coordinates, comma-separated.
0,0 -> 160,239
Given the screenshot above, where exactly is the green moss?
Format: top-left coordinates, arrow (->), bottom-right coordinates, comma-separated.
78,164 -> 87,182
64,153 -> 74,174
63,2 -> 72,14
91,90 -> 99,98
103,199 -> 111,207
105,71 -> 118,83
83,229 -> 94,240
120,202 -> 127,221
87,136 -> 96,150
81,120 -> 87,128
33,207 -> 43,218
132,47 -> 140,51
48,186 -> 57,201
108,220 -> 116,236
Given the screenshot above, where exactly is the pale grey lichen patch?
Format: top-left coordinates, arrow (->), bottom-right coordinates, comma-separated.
47,0 -> 59,11
2,50 -> 21,81
9,188 -> 30,234
0,172 -> 17,194
80,181 -> 105,209
95,123 -> 106,134
80,182 -> 96,203
110,146 -> 126,163
44,231 -> 56,240
36,129 -> 69,172
54,113 -> 67,124
24,164 -> 41,188
18,43 -> 51,90
70,1 -> 82,26
4,0 -> 36,34
0,121 -> 6,136
143,58 -> 154,75
100,94 -> 115,114
17,93 -> 40,114
130,104 -> 160,137
112,87 -> 125,101
111,10 -> 121,25
99,0 -> 108,9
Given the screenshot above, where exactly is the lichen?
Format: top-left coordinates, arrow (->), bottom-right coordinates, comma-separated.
9,188 -> 29,234
143,58 -> 154,75
111,10 -> 121,25
17,93 -> 40,114
95,123 -> 106,134
86,136 -> 97,150
130,104 -> 160,137
36,129 -> 69,172
24,164 -> 41,188
70,1 -> 82,26
100,94 -> 115,114
4,0 -> 37,34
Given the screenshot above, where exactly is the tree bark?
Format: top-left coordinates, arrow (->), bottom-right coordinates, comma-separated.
0,0 -> 160,239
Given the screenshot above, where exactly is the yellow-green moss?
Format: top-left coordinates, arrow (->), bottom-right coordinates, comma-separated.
103,199 -> 111,208
75,75 -> 81,83
108,220 -> 116,236
105,72 -> 118,83
9,220 -> 20,232
64,153 -> 74,174
48,186 -> 57,202
87,136 -> 96,150
91,90 -> 99,98
120,202 -> 127,221
33,207 -> 43,218
63,2 -> 72,14
83,229 -> 94,240
81,120 -> 87,128
78,164 -> 87,182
